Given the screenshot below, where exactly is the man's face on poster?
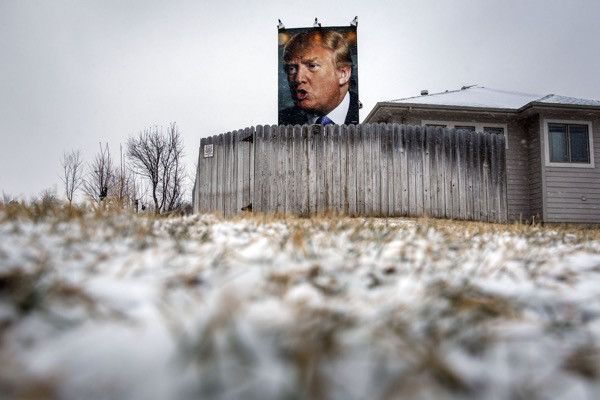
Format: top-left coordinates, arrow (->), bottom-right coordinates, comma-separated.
285,44 -> 351,116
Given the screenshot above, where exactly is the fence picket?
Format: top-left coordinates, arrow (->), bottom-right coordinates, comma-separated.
392,124 -> 401,216
348,125 -> 357,215
298,126 -> 306,216
372,124 -> 382,216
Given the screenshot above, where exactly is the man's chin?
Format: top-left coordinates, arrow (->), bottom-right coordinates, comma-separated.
295,102 -> 320,115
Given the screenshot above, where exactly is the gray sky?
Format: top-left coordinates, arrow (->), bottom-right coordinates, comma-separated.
1,0 -> 599,200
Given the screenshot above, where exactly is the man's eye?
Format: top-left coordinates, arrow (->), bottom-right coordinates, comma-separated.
286,66 -> 297,74
308,63 -> 318,69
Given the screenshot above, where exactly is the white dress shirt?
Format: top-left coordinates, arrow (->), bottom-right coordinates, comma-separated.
307,91 -> 350,125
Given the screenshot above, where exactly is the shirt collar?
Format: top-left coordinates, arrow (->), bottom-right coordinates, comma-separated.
307,91 -> 350,125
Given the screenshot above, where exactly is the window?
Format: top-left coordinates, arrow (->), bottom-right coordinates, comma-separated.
544,120 -> 594,168
421,120 -> 508,149
484,127 -> 505,135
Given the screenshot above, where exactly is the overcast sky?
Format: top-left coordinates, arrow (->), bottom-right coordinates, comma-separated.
1,0 -> 599,200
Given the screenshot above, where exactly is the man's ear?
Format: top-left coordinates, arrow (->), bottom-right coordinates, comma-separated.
337,65 -> 351,86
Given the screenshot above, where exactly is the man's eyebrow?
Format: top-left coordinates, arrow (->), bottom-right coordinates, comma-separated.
301,57 -> 320,64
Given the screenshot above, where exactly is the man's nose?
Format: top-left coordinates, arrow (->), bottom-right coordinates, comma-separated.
294,65 -> 308,83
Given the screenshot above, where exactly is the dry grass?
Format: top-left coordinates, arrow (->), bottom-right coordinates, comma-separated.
1,200 -> 600,399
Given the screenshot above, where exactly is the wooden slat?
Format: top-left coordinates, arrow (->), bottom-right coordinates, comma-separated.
235,130 -> 242,215
392,124 -> 401,216
339,125 -> 348,214
207,135 -> 215,212
450,129 -> 460,219
433,127 -> 443,218
465,131 -> 474,220
406,125 -> 416,216
457,129 -> 467,220
416,126 -> 425,217
348,124 -> 357,215
332,125 -> 341,213
277,125 -> 286,214
381,124 -> 391,217
362,124 -> 372,216
264,126 -> 272,213
431,127 -> 440,218
249,127 -> 255,213
293,125 -> 303,216
270,125 -> 279,213
419,126 -> 431,215
300,125 -> 309,216
216,134 -> 224,216
255,126 -> 264,213
400,125 -> 409,216
372,123 -> 382,216
226,131 -> 234,217
323,125 -> 332,212
386,124 -> 395,217
442,128 -> 451,218
197,138 -> 205,212
221,132 -> 228,216
211,134 -> 218,214
200,137 -> 207,213
227,131 -> 235,216
422,126 -> 432,217
241,128 -> 249,212
356,125 -> 365,215
271,126 -> 279,214
307,125 -> 316,214
472,131 -> 481,220
286,125 -> 294,214
319,125 -> 327,213
230,131 -> 237,216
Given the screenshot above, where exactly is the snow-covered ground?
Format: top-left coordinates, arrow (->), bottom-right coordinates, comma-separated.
1,208 -> 600,400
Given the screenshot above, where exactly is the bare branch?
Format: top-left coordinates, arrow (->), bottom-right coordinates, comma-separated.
60,149 -> 84,204
83,143 -> 114,204
126,123 -> 186,214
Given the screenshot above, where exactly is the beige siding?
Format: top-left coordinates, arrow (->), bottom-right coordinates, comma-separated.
540,110 -> 600,223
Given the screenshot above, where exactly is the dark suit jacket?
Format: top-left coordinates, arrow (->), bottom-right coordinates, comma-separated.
279,90 -> 359,126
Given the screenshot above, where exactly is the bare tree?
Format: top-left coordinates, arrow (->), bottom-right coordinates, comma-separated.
83,143 -> 114,204
60,149 -> 84,204
126,123 -> 186,214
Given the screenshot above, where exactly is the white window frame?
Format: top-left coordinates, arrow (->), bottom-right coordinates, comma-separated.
543,119 -> 594,168
421,120 -> 509,149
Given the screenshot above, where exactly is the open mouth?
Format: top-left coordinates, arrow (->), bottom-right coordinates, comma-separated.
296,89 -> 308,101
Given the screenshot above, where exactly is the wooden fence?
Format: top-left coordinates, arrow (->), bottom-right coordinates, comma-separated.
193,123 -> 507,222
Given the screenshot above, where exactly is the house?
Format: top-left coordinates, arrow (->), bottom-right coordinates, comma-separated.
363,86 -> 600,224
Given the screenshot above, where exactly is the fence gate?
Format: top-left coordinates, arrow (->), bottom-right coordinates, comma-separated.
193,123 -> 507,222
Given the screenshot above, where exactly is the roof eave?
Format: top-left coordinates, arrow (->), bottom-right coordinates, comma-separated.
365,100 -> 600,123
364,101 -> 518,122
519,101 -> 600,112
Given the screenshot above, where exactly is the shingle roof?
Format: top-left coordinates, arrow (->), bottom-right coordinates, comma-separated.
536,94 -> 600,107
388,86 -> 600,110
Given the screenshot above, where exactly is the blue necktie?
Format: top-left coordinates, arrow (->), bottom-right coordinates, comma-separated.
316,115 -> 334,125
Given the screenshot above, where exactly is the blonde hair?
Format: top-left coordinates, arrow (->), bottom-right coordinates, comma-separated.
283,30 -> 352,70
